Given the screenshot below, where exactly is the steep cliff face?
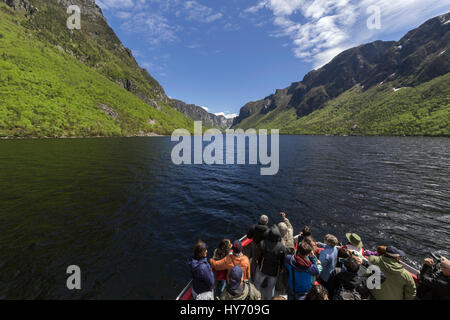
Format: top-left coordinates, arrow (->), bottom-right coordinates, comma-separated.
171,100 -> 234,129
233,12 -> 450,133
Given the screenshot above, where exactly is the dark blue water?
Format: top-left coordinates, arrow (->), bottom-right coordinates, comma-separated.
0,136 -> 449,299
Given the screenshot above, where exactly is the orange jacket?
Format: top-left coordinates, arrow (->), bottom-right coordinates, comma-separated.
209,254 -> 251,281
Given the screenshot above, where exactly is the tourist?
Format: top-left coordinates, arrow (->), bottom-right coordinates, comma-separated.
254,225 -> 287,300
209,240 -> 251,282
247,215 -> 270,279
368,246 -> 416,300
188,240 -> 215,300
247,214 -> 270,245
327,256 -> 370,300
417,256 -> 450,300
297,226 -> 311,244
220,266 -> 261,300
336,247 -> 351,268
305,284 -> 329,300
212,239 -> 232,298
343,233 -> 366,259
317,234 -> 339,285
284,241 -> 322,300
278,212 -> 295,254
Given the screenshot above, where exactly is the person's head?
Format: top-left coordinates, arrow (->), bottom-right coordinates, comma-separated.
297,241 -> 313,257
303,236 -> 317,254
344,257 -> 361,273
440,258 -> 450,277
218,239 -> 232,252
324,234 -> 339,247
259,215 -> 269,225
231,240 -> 243,256
345,233 -> 363,249
278,222 -> 288,237
228,266 -> 244,293
193,240 -> 208,259
377,246 -> 387,256
384,246 -> 405,261
338,247 -> 351,259
302,226 -> 311,237
305,284 -> 329,300
272,296 -> 287,300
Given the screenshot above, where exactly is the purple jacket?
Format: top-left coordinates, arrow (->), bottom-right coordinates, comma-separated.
188,257 -> 214,294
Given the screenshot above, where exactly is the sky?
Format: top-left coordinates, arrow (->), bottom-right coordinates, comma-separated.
95,0 -> 450,118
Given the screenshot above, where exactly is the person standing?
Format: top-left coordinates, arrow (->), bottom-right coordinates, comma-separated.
368,246 -> 416,300
254,225 -> 287,300
188,240 -> 215,300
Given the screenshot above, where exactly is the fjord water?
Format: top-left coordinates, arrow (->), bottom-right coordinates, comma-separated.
0,136 -> 449,299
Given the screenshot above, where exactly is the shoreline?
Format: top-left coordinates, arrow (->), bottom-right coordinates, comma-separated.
0,133 -> 449,140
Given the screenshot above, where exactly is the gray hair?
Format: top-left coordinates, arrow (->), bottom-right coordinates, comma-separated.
259,215 -> 269,225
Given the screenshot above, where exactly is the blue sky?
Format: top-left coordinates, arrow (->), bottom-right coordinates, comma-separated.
96,0 -> 450,118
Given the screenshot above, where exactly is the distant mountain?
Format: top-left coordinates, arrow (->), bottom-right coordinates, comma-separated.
233,12 -> 450,136
171,99 -> 234,129
0,0 -> 194,137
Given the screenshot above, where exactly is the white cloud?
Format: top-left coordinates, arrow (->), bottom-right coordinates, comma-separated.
200,106 -> 209,112
182,0 -> 223,23
121,12 -> 180,45
214,112 -> 238,119
245,0 -> 450,68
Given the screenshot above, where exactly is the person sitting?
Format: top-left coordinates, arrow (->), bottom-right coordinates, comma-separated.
317,234 -> 339,286
327,256 -> 371,300
209,240 -> 251,282
220,266 -> 261,300
188,240 -> 215,300
212,239 -> 232,298
305,284 -> 329,300
278,212 -> 295,255
417,256 -> 450,300
254,225 -> 287,300
284,241 -> 322,300
368,246 -> 416,300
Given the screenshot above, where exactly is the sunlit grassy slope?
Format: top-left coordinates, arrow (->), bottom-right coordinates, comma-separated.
0,4 -> 193,137
234,73 -> 450,136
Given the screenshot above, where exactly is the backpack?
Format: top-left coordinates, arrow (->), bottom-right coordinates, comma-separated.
334,286 -> 362,300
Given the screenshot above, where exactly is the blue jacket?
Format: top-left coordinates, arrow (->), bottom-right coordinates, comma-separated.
285,255 -> 321,294
319,245 -> 338,282
188,257 -> 214,294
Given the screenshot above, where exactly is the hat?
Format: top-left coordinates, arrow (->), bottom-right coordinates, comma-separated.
232,241 -> 242,254
259,215 -> 269,225
229,266 -> 244,293
345,233 -> 363,249
385,246 -> 405,258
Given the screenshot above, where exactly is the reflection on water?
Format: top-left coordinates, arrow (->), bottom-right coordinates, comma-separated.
0,136 -> 449,299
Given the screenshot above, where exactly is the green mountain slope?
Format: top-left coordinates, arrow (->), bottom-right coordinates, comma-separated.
0,1 -> 193,137
235,73 -> 450,136
233,12 -> 450,136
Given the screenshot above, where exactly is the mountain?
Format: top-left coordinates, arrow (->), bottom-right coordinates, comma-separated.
171,99 -> 234,129
0,0 -> 195,137
233,12 -> 450,136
